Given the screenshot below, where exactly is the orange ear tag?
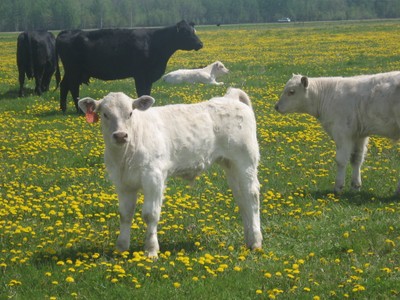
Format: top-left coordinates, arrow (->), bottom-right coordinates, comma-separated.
86,106 -> 99,123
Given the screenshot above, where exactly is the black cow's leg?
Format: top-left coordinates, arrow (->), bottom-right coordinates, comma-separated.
135,78 -> 152,96
18,71 -> 25,97
34,67 -> 45,96
35,81 -> 42,95
60,76 -> 69,113
41,68 -> 52,92
70,83 -> 82,114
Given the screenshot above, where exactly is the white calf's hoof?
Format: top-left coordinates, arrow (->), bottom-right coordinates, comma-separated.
145,250 -> 159,260
116,237 -> 130,252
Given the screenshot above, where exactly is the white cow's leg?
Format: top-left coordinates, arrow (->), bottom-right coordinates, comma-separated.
224,162 -> 262,250
142,172 -> 164,258
350,137 -> 369,191
334,136 -> 353,193
116,188 -> 138,252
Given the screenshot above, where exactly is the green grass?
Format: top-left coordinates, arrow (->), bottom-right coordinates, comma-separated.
1,21 -> 400,299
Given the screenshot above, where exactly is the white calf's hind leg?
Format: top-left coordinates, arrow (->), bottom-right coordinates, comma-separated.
224,162 -> 262,250
333,135 -> 353,193
350,137 -> 369,191
116,189 -> 138,252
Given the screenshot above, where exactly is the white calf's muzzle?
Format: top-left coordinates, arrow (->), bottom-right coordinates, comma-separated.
113,131 -> 128,144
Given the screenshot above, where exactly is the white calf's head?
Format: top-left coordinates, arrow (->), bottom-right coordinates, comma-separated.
275,74 -> 309,114
212,61 -> 229,76
78,92 -> 155,146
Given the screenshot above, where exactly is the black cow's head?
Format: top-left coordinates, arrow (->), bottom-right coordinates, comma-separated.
175,20 -> 203,51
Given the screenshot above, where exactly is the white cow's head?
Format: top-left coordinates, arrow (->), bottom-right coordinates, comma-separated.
212,61 -> 229,76
275,74 -> 309,114
78,92 -> 155,146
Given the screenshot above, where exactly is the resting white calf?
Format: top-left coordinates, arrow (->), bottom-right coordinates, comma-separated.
162,61 -> 229,85
78,88 -> 262,257
275,72 -> 400,194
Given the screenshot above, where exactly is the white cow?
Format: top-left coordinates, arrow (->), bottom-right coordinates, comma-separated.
162,61 -> 229,85
78,88 -> 262,257
275,71 -> 400,194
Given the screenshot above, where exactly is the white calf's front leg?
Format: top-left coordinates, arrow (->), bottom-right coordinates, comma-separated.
211,79 -> 224,85
141,172 -> 165,258
116,188 -> 138,252
350,137 -> 369,191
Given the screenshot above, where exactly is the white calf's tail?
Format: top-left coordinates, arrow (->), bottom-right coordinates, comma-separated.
225,87 -> 252,107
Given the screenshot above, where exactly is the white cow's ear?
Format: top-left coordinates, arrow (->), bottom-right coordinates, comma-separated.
78,97 -> 99,113
133,96 -> 155,111
301,76 -> 309,88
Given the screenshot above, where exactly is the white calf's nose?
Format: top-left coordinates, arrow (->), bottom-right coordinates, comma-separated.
113,132 -> 128,144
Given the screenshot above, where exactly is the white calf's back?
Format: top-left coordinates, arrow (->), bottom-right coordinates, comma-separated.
275,71 -> 400,139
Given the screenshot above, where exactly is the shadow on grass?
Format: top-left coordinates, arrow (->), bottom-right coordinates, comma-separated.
0,87 -> 54,100
35,109 -> 82,118
31,240 -> 197,267
0,88 -> 22,100
311,189 -> 399,205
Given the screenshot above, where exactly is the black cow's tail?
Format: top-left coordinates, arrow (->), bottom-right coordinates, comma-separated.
54,47 -> 61,91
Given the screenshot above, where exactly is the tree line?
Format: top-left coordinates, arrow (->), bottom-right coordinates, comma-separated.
1,0 -> 400,32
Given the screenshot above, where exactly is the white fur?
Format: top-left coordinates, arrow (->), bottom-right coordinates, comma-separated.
275,71 -> 400,194
78,88 -> 262,258
162,61 -> 229,85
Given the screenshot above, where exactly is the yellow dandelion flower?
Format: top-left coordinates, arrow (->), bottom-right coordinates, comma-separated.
385,239 -> 395,247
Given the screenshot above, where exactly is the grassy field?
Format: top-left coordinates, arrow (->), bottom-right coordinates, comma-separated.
1,20 -> 400,299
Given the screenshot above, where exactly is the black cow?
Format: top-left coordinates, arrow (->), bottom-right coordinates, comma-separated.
17,30 -> 59,97
56,20 -> 203,113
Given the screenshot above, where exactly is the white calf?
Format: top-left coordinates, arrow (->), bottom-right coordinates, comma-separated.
78,88 -> 262,257
162,61 -> 229,85
275,72 -> 400,194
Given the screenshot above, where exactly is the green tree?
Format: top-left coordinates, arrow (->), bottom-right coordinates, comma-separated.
3,0 -> 400,32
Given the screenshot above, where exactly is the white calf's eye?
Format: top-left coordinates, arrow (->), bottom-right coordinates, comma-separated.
103,113 -> 109,119
288,90 -> 295,96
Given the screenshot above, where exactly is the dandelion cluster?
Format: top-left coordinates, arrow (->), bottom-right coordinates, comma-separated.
1,21 -> 400,298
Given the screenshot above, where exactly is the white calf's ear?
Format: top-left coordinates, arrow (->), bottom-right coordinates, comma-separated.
301,76 -> 309,88
78,97 -> 98,113
133,96 -> 155,111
